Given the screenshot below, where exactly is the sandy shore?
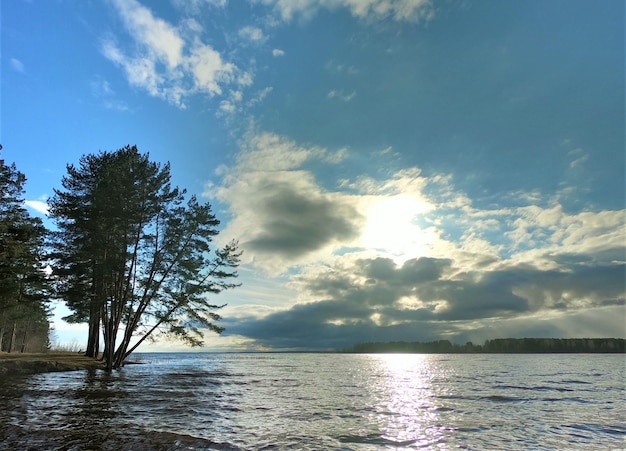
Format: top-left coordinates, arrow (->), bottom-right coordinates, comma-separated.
0,352 -> 104,376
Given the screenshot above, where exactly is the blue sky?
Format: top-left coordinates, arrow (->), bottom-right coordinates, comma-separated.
2,0 -> 624,351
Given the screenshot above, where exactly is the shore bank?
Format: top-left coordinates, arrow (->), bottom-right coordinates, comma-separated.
0,352 -> 104,376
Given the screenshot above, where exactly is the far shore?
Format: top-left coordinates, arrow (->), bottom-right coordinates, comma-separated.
0,352 -> 104,377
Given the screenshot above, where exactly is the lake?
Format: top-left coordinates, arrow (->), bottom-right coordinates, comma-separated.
0,353 -> 624,449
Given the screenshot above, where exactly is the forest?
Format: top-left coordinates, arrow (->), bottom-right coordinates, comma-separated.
346,338 -> 626,353
0,150 -> 50,353
0,146 -> 240,368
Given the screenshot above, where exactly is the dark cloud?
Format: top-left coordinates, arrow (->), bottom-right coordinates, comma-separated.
546,246 -> 626,276
224,306 -> 449,350
245,184 -> 362,259
357,256 -> 451,285
417,277 -> 530,321
225,254 -> 626,349
303,257 -> 451,296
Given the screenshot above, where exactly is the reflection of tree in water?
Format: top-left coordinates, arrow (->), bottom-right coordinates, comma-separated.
73,368 -> 128,420
0,368 -> 220,449
0,376 -> 27,440
39,369 -> 130,447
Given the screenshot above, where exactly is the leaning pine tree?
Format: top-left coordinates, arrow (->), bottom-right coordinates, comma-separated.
49,146 -> 240,370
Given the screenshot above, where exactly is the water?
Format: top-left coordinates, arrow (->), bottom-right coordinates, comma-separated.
0,353 -> 624,450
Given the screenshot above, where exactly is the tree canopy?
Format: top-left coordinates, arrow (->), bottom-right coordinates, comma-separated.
49,145 -> 240,369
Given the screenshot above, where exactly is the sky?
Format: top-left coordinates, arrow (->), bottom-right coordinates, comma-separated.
1,0 -> 624,351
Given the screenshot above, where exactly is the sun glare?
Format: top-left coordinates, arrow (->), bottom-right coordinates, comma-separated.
361,195 -> 434,258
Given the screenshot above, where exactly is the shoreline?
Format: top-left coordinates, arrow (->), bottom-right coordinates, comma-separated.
0,352 -> 104,377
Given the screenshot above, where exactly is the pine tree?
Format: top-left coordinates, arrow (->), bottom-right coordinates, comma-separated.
0,155 -> 51,352
49,146 -> 240,369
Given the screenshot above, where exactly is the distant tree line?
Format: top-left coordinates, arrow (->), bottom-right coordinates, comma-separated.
0,145 -> 240,367
346,338 -> 625,354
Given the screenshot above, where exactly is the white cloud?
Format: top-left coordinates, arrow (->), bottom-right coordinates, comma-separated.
111,0 -> 184,69
237,71 -> 254,87
239,26 -> 266,42
24,200 -> 49,215
328,89 -> 356,102
10,58 -> 25,73
90,76 -> 131,111
187,45 -> 235,96
248,86 -> 273,106
326,60 -> 359,76
272,48 -> 285,57
256,0 -> 434,23
103,0 -> 245,108
219,100 -> 236,113
568,148 -> 589,168
218,90 -> 244,115
171,0 -> 228,14
91,78 -> 114,96
234,131 -> 327,172
342,167 -> 429,196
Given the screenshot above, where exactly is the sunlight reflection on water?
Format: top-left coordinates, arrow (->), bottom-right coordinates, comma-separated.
1,353 -> 624,450
368,354 -> 445,447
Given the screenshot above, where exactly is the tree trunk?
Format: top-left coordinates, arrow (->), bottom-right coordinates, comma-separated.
7,321 -> 17,353
20,318 -> 31,353
103,301 -> 117,371
0,311 -> 5,352
85,302 -> 100,358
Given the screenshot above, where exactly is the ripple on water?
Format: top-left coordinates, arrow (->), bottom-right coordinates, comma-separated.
0,353 -> 623,450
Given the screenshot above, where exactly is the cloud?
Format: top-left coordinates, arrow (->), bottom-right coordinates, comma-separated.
24,200 -> 49,215
255,0 -> 434,23
171,0 -> 228,14
242,181 -> 361,259
248,86 -> 273,106
187,45 -> 236,96
205,124 -> 625,349
10,58 -> 25,73
568,148 -> 589,169
328,89 -> 356,102
90,76 -> 131,111
226,251 -> 625,349
91,78 -> 114,97
210,131 -> 361,273
326,60 -> 359,75
272,48 -> 285,57
111,0 -> 184,68
239,26 -> 266,42
208,133 -> 625,349
103,0 -> 245,108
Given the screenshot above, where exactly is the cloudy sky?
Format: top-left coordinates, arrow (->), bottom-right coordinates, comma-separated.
2,0 -> 624,351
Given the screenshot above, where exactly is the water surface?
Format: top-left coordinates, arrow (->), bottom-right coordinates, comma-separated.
0,353 -> 624,449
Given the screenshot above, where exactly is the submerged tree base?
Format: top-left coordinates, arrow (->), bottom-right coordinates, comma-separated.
0,352 -> 104,376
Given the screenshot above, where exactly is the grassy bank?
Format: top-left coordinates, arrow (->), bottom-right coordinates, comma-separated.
0,352 -> 104,376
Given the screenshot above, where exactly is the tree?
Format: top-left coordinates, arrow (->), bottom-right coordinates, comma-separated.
0,155 -> 51,353
49,146 -> 240,369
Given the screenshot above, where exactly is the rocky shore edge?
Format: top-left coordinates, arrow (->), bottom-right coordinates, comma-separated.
0,352 -> 104,376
